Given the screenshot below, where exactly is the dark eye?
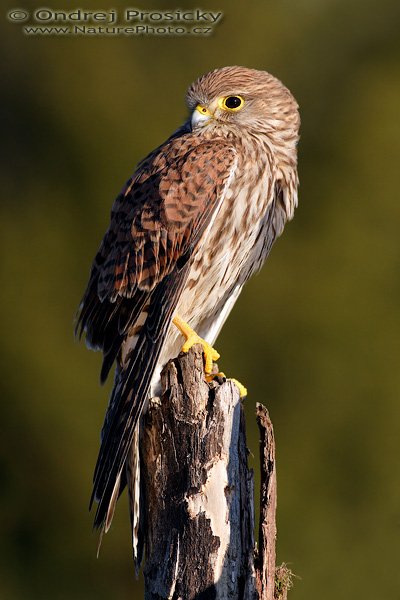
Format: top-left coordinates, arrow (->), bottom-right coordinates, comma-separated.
220,95 -> 245,111
225,96 -> 242,109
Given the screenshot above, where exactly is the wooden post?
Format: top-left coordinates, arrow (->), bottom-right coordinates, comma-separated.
255,405 -> 277,600
141,345 -> 292,599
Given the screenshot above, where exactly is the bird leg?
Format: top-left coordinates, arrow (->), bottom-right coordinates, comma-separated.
172,314 -> 220,375
172,315 -> 247,397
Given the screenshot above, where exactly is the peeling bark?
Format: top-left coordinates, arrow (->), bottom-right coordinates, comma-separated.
141,345 -> 289,600
254,405 -> 276,600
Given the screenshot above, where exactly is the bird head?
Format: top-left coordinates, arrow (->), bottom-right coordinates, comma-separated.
186,66 -> 300,151
186,66 -> 300,220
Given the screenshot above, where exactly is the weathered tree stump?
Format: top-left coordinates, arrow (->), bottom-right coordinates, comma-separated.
141,345 -> 291,600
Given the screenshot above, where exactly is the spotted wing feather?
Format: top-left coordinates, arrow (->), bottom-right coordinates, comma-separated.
77,134 -> 237,530
96,136 -> 236,300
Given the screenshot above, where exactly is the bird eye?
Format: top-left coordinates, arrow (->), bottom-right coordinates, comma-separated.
219,95 -> 245,111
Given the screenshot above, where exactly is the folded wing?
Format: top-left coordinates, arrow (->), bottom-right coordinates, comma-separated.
76,133 -> 237,530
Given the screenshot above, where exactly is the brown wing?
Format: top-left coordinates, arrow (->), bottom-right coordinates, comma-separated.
76,133 -> 237,531
76,134 -> 236,380
97,134 -> 236,300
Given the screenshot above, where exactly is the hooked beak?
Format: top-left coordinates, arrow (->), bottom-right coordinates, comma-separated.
191,104 -> 213,128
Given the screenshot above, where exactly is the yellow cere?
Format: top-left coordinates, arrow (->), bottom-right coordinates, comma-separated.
195,104 -> 212,117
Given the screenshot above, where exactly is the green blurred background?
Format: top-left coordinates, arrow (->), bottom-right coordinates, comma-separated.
1,0 -> 400,597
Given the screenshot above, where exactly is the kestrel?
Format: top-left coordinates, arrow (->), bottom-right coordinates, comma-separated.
76,66 -> 300,564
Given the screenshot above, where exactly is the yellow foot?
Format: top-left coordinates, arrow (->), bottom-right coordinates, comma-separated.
206,371 -> 248,398
172,314 -> 220,375
205,370 -> 226,383
229,378 -> 248,398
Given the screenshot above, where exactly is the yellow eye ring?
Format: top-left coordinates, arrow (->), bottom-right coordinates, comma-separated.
218,95 -> 245,112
